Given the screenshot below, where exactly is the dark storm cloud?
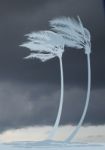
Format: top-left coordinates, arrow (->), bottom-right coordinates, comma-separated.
0,0 -> 105,132
0,81 -> 105,133
0,81 -> 58,132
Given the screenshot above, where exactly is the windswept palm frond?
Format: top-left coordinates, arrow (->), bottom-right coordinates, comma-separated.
50,16 -> 91,54
24,53 -> 55,62
25,31 -> 64,47
20,30 -> 64,61
20,42 -> 54,53
84,28 -> 91,42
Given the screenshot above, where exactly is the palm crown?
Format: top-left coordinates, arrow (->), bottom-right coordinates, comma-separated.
20,30 -> 64,61
49,16 -> 91,54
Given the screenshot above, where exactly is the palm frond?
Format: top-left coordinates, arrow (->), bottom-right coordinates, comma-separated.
50,16 -> 91,50
84,28 -> 91,41
24,53 -> 55,62
26,30 -> 64,47
21,30 -> 65,61
20,42 -> 54,53
50,17 -> 83,34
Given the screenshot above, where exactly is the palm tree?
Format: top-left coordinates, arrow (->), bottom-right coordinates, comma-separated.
20,30 -> 65,140
50,16 -> 91,142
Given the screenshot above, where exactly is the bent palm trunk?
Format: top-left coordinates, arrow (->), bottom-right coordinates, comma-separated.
48,55 -> 64,140
65,54 -> 91,143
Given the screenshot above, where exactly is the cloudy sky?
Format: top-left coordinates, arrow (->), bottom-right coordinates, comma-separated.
0,0 -> 105,142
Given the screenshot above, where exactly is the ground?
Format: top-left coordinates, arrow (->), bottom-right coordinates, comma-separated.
0,141 -> 105,150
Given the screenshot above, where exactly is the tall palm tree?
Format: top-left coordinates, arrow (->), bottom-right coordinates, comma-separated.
50,16 -> 91,142
20,30 -> 65,140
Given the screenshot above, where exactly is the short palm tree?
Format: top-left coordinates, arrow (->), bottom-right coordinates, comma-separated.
20,30 -> 65,140
50,16 -> 91,142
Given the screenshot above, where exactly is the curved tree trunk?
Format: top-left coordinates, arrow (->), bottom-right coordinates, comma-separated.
65,54 -> 91,143
48,55 -> 64,140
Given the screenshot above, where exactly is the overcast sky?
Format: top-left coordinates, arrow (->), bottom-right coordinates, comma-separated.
0,0 -> 105,134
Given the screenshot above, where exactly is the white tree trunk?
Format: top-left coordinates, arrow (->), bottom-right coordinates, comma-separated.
48,56 -> 64,140
65,54 -> 91,143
